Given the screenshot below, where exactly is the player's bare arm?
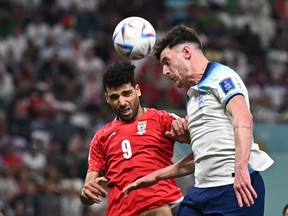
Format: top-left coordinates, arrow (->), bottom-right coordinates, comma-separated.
123,152 -> 195,195
226,95 -> 257,208
80,171 -> 108,205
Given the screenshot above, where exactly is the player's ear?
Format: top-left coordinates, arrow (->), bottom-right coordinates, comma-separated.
135,84 -> 141,97
182,45 -> 191,60
105,93 -> 109,103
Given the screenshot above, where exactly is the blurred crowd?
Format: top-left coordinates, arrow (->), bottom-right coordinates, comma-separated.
0,0 -> 287,215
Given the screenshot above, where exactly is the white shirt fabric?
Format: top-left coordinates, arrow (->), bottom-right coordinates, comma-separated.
186,62 -> 274,188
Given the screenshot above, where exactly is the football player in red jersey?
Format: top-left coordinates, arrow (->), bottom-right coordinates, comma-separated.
79,61 -> 189,216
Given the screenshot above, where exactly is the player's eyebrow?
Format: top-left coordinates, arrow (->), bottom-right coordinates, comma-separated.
108,89 -> 133,98
107,93 -> 119,100
160,57 -> 167,66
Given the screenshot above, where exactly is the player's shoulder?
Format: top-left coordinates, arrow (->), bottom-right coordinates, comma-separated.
92,120 -> 119,140
211,62 -> 239,79
145,108 -> 177,119
145,108 -> 172,116
199,62 -> 240,87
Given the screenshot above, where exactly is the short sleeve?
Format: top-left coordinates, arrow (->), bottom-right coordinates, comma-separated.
216,72 -> 246,107
87,134 -> 106,173
157,110 -> 178,133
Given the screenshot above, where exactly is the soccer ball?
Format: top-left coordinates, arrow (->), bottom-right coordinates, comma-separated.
112,16 -> 156,60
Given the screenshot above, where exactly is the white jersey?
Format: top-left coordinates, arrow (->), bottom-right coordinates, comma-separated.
186,62 -> 274,188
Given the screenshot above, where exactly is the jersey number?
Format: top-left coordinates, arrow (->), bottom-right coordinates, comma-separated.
121,139 -> 132,159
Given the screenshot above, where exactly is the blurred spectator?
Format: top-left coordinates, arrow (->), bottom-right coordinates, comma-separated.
222,37 -> 249,80
0,142 -> 25,176
60,166 -> 84,216
245,72 -> 263,112
0,166 -> 21,215
13,56 -> 37,92
38,52 -> 80,101
51,14 -> 75,47
0,166 -> 16,216
49,101 -> 83,152
266,32 -> 288,79
25,12 -> 50,48
36,180 -> 61,216
0,166 -> 19,201
22,143 -> 47,179
68,31 -> 94,60
252,92 -> 280,123
74,0 -> 102,38
39,34 -> 66,60
4,25 -> 28,62
0,62 -> 15,109
0,110 -> 8,137
45,138 -> 67,173
77,47 -> 105,106
6,91 -> 32,140
29,82 -> 56,122
77,47 -> 105,76
84,104 -> 108,137
60,185 -> 84,216
42,1 -> 64,27
273,0 -> 288,20
66,128 -> 90,155
264,75 -> 286,110
10,180 -> 39,216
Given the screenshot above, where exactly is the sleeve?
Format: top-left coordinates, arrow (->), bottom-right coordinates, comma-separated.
87,133 -> 106,173
216,70 -> 246,107
157,110 -> 178,134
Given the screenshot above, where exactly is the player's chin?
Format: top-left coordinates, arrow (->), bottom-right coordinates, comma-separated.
118,111 -> 133,121
176,80 -> 185,88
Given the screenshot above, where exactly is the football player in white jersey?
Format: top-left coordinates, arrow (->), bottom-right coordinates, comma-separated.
123,24 -> 274,216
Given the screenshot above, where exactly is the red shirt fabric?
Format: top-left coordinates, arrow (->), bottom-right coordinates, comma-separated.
88,108 -> 183,216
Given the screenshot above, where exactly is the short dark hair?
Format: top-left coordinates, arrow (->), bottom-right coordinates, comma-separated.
152,24 -> 202,60
102,61 -> 136,92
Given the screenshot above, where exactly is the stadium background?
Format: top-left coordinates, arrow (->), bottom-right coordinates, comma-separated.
0,0 -> 287,215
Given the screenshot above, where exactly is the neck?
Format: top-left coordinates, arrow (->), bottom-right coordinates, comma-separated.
189,58 -> 209,85
138,107 -> 146,117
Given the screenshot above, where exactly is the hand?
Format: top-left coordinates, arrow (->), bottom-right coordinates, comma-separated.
233,168 -> 257,207
81,176 -> 108,204
165,116 -> 190,143
122,173 -> 158,196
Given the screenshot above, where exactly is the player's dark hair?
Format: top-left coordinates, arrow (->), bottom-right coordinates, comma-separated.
152,24 -> 202,60
102,61 -> 136,92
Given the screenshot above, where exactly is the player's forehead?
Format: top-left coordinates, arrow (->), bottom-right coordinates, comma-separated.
106,83 -> 134,95
160,47 -> 172,65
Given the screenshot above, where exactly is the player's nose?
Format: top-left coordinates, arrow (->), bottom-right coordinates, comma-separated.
162,65 -> 170,76
118,96 -> 127,106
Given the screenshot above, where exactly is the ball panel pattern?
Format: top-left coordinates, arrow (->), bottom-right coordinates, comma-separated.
112,17 -> 156,60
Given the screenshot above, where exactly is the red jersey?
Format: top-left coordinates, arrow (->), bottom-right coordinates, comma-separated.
88,108 -> 183,216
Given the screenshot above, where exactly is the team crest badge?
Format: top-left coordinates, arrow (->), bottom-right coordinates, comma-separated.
137,121 -> 147,135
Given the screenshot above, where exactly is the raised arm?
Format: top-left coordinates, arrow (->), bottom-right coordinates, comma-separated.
122,152 -> 195,195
